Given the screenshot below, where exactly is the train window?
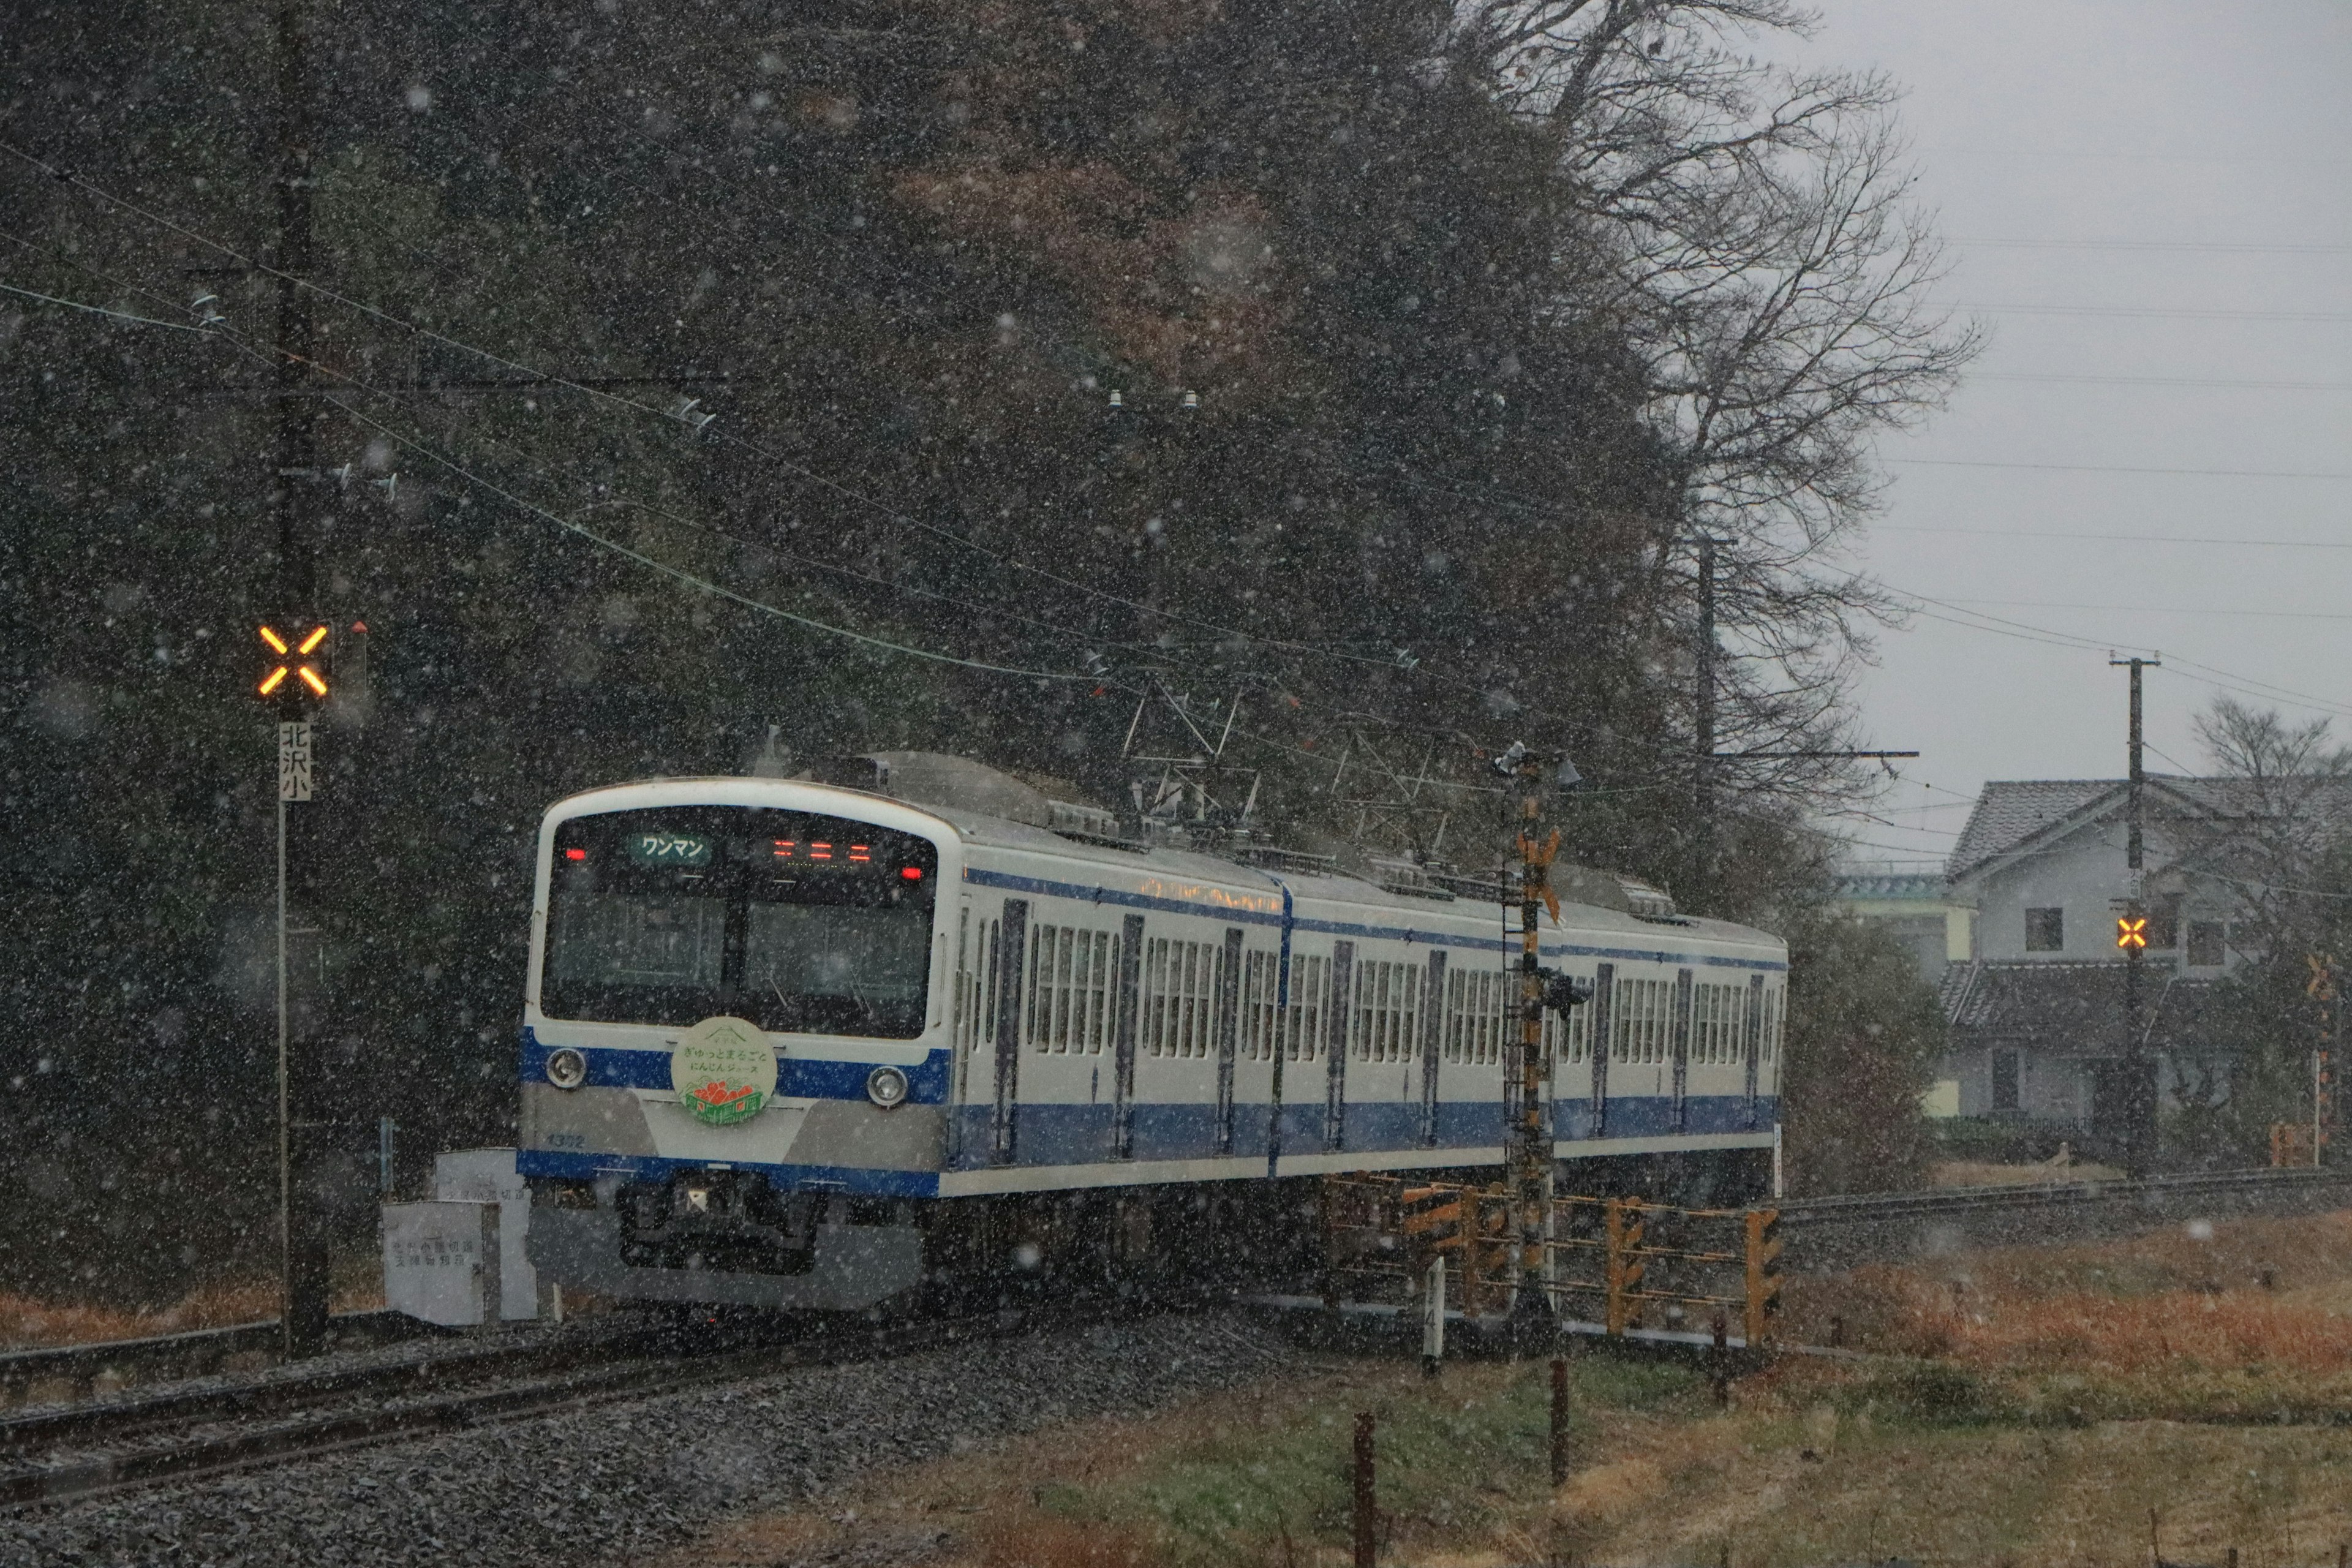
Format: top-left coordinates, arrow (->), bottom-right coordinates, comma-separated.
1352,960 -> 1421,1063
1693,982 -> 1748,1066
1023,926 -> 1119,1055
1612,976 -> 1673,1065
1142,938 -> 1221,1059
1445,967 -> 1510,1067
1283,954 -> 1328,1061
545,804 -> 937,1037
1242,951 -> 1280,1061
1761,986 -> 1783,1064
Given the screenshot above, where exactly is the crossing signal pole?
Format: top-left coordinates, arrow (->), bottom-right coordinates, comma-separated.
2110,654 -> 2161,1176
269,0 -> 334,1359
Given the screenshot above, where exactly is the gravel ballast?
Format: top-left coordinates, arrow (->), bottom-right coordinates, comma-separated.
1,1311 -> 1300,1567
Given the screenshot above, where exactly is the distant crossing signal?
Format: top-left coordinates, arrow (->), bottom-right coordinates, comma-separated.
2116,916 -> 2149,951
258,622 -> 330,700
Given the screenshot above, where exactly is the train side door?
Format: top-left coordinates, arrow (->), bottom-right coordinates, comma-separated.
1113,913 -> 1144,1158
1672,967 -> 1694,1134
1589,961 -> 1615,1138
1324,940 -> 1354,1150
990,898 -> 1030,1165
1213,927 -> 1244,1155
1743,972 -> 1765,1131
1419,951 -> 1446,1146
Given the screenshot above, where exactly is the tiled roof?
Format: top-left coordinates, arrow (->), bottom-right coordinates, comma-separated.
1836,870 -> 1947,902
1947,780 -> 2118,881
1946,774 -> 2348,883
1942,959 -> 2215,1052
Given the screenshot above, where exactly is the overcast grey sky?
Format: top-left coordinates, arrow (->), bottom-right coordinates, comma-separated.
1776,1 -> 2352,862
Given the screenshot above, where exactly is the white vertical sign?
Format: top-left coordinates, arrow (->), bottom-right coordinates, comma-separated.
278,720 -> 314,802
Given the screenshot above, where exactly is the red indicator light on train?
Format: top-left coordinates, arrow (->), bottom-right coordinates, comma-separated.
564,848 -> 587,861
773,840 -> 796,859
849,844 -> 871,862
810,842 -> 832,860
900,867 -> 923,881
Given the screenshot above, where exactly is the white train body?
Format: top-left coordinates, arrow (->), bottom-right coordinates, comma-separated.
517,774 -> 1787,1308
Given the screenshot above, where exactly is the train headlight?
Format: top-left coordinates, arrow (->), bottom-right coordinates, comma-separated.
546,1047 -> 589,1090
865,1065 -> 910,1109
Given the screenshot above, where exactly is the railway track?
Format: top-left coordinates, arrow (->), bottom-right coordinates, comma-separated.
0,1300 -> 1130,1512
1777,1163 -> 2352,1268
0,1310 -> 425,1408
9,1164 -> 2345,1512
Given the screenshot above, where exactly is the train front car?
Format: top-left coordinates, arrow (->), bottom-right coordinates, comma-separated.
518,779 -> 954,1311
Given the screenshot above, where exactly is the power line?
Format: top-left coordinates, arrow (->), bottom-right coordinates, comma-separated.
1943,597 -> 2352,623
1954,303 -> 2352,323
324,395 -> 1098,684
1883,457 -> 2351,480
0,139 -> 1417,677
1953,239 -> 2352,255
1882,584 -> 2352,723
1971,372 -> 2352,393
1877,524 -> 2352,549
0,278 -> 212,334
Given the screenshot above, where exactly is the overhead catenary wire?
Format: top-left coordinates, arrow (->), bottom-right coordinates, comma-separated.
322,394 -> 1099,684
0,225 -> 1141,687
0,278 -> 213,333
0,138 -> 1415,676
24,142 -> 2345,836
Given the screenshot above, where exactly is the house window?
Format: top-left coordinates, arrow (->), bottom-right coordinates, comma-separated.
2147,895 -> 2181,951
2024,908 -> 2064,952
2187,920 -> 2227,967
1991,1049 -> 2021,1112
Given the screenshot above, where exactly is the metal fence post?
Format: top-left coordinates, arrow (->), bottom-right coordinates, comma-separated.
1352,1410 -> 1376,1568
1549,1356 -> 1570,1486
1422,1254 -> 1446,1376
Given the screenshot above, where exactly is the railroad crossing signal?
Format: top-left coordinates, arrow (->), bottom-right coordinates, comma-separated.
2116,915 -> 2149,951
1604,1197 -> 1646,1336
258,622 -> 330,700
1400,1186 -> 1465,1253
1744,1208 -> 1784,1348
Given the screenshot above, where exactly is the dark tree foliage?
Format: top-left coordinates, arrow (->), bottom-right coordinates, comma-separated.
1779,910 -> 1940,1196
0,0 -> 1920,1302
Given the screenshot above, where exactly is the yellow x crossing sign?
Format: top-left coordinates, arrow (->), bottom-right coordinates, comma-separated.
2116,916 -> 2148,951
258,622 -> 330,699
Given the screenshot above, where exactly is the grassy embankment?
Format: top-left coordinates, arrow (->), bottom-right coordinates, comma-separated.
673,1211 -> 2352,1568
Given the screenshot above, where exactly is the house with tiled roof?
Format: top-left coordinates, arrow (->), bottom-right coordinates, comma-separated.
1932,775 -> 2253,1139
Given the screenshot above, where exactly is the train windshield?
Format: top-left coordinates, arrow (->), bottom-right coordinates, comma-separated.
542,805 -> 938,1038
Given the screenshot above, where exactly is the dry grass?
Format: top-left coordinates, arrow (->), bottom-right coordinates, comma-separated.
660,1214 -> 2352,1567
1779,1211 -> 2352,1419
1931,1158 -> 2127,1188
0,1254 -> 386,1351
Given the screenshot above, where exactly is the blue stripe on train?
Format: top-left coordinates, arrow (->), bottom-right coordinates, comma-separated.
517,1147 -> 941,1199
519,1030 -> 952,1105
943,1095 -> 1777,1170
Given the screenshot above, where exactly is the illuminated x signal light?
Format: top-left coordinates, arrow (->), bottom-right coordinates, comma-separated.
258,623 -> 330,699
2116,916 -> 2149,951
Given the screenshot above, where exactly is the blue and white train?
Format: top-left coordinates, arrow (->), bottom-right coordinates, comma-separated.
518,755 -> 1788,1311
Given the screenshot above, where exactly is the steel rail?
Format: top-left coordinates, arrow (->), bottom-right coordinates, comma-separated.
0,1322 -> 657,1458
0,1298 -> 1158,1513
0,1310 -> 421,1403
1778,1164 -> 2352,1226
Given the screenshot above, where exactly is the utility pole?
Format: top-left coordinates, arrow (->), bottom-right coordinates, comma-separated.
1686,538 -> 1918,908
1498,743 -> 1562,1336
272,0 -> 332,1357
1693,537 -> 1717,908
2110,655 -> 2161,1176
